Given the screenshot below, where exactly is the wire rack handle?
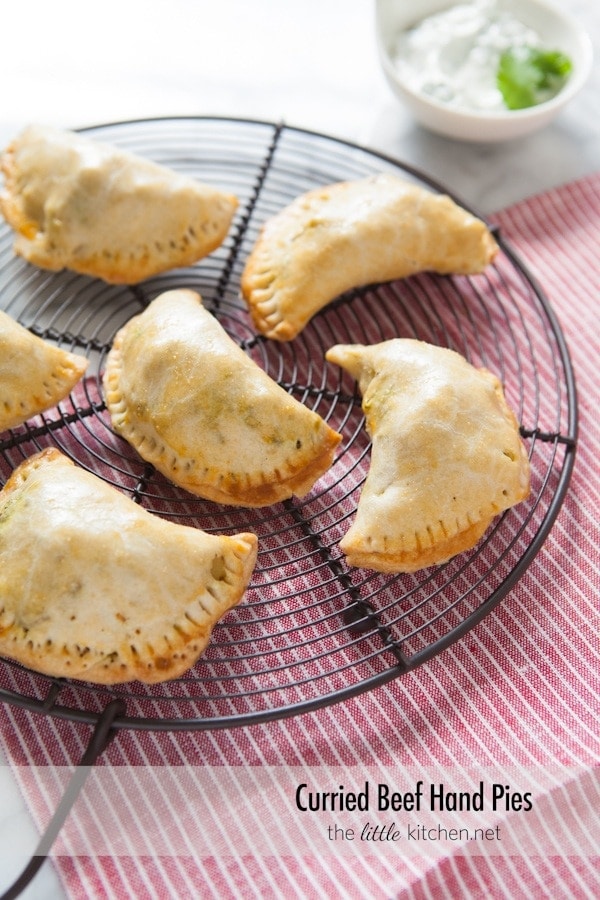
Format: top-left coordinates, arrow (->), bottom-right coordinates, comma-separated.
0,699 -> 126,900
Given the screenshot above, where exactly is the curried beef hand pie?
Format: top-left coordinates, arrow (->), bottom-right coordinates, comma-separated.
0,309 -> 88,432
103,289 -> 341,506
0,124 -> 238,283
241,173 -> 498,340
0,449 -> 258,684
325,339 -> 530,573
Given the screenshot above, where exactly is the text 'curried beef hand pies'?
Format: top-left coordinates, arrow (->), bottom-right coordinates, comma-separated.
326,339 -> 530,573
0,449 -> 257,684
0,124 -> 238,283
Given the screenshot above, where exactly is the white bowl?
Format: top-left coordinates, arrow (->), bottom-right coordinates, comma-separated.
375,0 -> 593,142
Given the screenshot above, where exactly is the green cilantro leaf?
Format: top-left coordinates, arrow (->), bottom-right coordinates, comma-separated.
497,47 -> 573,110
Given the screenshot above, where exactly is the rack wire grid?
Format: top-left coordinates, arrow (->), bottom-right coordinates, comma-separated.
0,116 -> 577,733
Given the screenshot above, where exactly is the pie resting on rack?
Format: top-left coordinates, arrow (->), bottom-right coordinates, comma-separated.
241,173 -> 498,341
0,124 -> 238,283
325,339 -> 530,573
103,289 -> 341,506
0,309 -> 88,432
0,448 -> 258,684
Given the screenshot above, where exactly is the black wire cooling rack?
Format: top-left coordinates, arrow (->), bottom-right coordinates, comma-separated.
0,116 -> 577,735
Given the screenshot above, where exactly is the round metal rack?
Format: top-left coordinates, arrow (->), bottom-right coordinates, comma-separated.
0,116 -> 577,736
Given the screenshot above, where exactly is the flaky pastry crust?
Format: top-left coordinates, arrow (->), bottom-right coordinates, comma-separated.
326,339 -> 530,573
0,449 -> 257,684
241,173 -> 498,341
0,309 -> 88,431
103,289 -> 341,506
0,124 -> 238,283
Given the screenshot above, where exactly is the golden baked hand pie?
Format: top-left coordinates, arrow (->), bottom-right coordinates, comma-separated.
0,448 -> 258,684
0,309 -> 88,432
103,289 -> 341,506
325,339 -> 530,573
0,124 -> 238,283
241,173 -> 498,341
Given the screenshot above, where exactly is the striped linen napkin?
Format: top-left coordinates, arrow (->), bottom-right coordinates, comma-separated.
0,171 -> 598,900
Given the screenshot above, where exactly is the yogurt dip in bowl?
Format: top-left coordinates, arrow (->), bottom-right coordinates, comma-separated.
375,0 -> 593,141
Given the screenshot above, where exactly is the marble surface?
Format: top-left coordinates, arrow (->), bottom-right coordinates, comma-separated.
0,1 -> 597,897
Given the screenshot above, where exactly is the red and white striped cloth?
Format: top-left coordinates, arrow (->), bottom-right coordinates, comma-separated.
1,172 -> 599,899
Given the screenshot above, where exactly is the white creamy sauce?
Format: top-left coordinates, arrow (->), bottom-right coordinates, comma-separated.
393,0 -> 542,112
